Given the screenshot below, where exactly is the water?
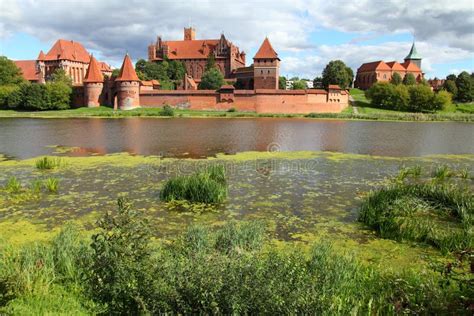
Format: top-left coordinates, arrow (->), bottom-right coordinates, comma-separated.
0,118 -> 473,159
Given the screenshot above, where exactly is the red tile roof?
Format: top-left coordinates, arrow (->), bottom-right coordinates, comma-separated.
43,39 -> 91,63
402,61 -> 421,72
37,50 -> 45,61
83,55 -> 104,83
220,84 -> 235,90
357,61 -> 391,72
163,39 -> 220,59
116,54 -> 140,81
254,37 -> 279,59
328,84 -> 342,90
14,60 -> 39,81
99,61 -> 112,72
386,61 -> 405,71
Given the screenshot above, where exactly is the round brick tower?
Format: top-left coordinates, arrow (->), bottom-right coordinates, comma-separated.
83,55 -> 104,107
115,54 -> 140,110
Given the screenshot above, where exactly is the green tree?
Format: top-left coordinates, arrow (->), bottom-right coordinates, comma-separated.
168,60 -> 186,81
292,80 -> 306,90
23,83 -> 50,110
442,80 -> 457,98
0,85 -> 20,108
313,76 -> 323,88
455,71 -> 473,102
111,68 -> 120,77
50,69 -> 72,86
391,84 -> 410,111
89,198 -> 153,314
432,90 -> 452,111
403,73 -> 416,85
279,76 -> 286,90
366,82 -> 408,110
6,82 -> 29,109
199,68 -> 224,90
345,66 -> 354,87
407,84 -> 433,112
46,81 -> 72,110
446,74 -> 457,81
321,60 -> 352,89
205,53 -> 216,71
0,56 -> 24,85
390,73 -> 402,85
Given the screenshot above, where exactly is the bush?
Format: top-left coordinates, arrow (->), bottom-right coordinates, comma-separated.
89,198 -> 153,314
403,73 -> 416,85
227,107 -> 237,112
198,68 -> 225,90
366,82 -> 408,110
6,82 -> 29,109
407,84 -> 434,112
23,84 -> 50,111
159,104 -> 174,116
432,90 -> 452,111
46,81 -> 71,110
160,165 -> 227,204
35,156 -> 63,170
0,85 -> 19,109
390,72 -> 402,85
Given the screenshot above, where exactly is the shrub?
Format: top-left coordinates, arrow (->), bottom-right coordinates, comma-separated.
366,82 -> 408,110
159,104 -> 174,116
403,73 -> 416,85
390,72 -> 402,85
6,82 -> 29,109
432,90 -> 452,111
46,81 -> 72,110
89,198 -> 153,314
407,84 -> 434,112
160,165 -> 227,204
198,68 -> 225,90
35,156 -> 63,170
0,85 -> 19,109
227,107 -> 237,112
23,84 -> 50,111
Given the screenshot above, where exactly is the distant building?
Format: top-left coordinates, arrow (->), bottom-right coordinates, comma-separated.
355,42 -> 424,89
14,39 -> 112,85
427,78 -> 445,91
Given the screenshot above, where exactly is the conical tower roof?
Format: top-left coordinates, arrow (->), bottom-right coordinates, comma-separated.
254,37 -> 279,60
37,50 -> 45,61
83,54 -> 104,83
115,54 -> 140,81
405,42 -> 422,60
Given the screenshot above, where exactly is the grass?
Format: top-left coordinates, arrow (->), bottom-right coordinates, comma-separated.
42,177 -> 60,194
35,156 -> 64,170
5,176 -> 22,193
359,167 -> 473,253
160,165 -> 227,204
0,215 -> 471,314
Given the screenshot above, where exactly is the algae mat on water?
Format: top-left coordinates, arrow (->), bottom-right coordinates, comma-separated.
0,151 -> 472,271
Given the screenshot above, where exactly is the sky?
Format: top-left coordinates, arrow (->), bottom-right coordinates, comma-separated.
0,0 -> 473,79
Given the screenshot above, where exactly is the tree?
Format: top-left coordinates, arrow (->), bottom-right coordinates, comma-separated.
407,84 -> 433,112
403,73 -> 416,85
390,73 -> 402,85
46,81 -> 72,110
313,76 -> 323,88
292,80 -> 306,90
205,53 -> 216,71
432,90 -> 452,111
279,76 -> 286,90
455,71 -> 473,102
168,60 -> 186,81
23,83 -> 50,110
446,74 -> 457,81
111,69 -> 120,77
321,60 -> 352,89
50,69 -> 72,86
366,82 -> 408,110
0,56 -> 24,85
0,85 -> 20,108
199,68 -> 224,90
345,67 -> 354,88
442,80 -> 457,98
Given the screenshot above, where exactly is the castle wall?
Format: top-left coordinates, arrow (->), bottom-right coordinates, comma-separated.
116,81 -> 140,110
138,89 -> 348,114
84,82 -> 103,107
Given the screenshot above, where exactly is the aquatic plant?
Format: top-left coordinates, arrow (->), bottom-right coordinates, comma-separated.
359,167 -> 473,253
35,156 -> 63,170
160,165 -> 227,204
5,176 -> 21,193
30,179 -> 42,194
432,165 -> 453,181
42,177 -> 60,193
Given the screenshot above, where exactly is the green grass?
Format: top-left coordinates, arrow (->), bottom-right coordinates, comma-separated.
359,167 -> 473,253
35,156 -> 64,170
160,165 -> 227,204
4,176 -> 22,193
42,177 -> 60,194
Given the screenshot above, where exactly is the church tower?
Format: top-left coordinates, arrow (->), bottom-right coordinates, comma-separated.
115,54 -> 140,110
404,42 -> 422,69
83,55 -> 104,107
253,37 -> 280,89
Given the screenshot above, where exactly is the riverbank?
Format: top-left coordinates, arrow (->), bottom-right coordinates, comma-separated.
0,106 -> 473,122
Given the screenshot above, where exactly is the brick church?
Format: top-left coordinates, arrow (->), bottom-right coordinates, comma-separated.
355,42 -> 424,89
148,27 -> 280,89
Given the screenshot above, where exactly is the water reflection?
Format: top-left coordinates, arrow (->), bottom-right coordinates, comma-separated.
0,118 -> 472,159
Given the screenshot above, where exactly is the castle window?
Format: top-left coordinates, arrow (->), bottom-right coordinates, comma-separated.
261,70 -> 263,74
267,70 -> 270,74
383,74 -> 387,79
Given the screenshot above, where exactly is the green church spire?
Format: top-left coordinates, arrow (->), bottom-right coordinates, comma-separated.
405,42 -> 422,60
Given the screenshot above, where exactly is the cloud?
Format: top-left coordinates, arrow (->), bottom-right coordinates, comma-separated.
307,0 -> 474,52
281,41 -> 473,79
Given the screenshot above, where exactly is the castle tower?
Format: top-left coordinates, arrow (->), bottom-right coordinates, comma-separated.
83,54 -> 104,107
253,37 -> 280,90
36,50 -> 46,84
184,27 -> 196,41
115,54 -> 140,110
404,42 -> 422,69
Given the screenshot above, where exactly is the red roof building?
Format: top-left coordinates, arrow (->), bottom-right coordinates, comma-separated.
83,55 -> 104,83
116,54 -> 140,82
14,60 -> 40,82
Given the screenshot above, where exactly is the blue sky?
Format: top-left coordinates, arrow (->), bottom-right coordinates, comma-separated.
1,0 -> 473,79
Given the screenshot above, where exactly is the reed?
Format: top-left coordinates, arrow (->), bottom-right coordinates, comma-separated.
35,156 -> 63,170
160,165 -> 227,204
5,176 -> 21,193
42,177 -> 60,193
